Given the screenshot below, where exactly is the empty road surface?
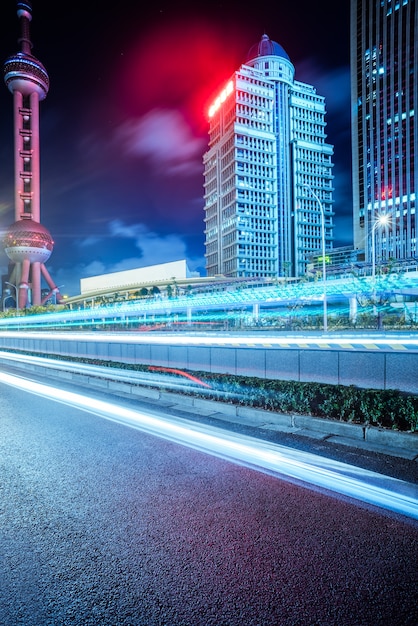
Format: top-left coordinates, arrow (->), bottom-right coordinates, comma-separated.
1,373 -> 417,626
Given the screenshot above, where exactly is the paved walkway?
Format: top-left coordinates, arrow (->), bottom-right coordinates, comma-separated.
1,352 -> 418,462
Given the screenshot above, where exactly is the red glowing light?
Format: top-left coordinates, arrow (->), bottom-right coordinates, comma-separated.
148,366 -> 211,388
381,186 -> 393,200
208,80 -> 234,118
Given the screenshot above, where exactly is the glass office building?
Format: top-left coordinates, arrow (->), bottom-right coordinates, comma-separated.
351,0 -> 417,263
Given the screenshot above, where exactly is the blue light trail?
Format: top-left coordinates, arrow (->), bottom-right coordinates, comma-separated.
1,370 -> 417,521
0,268 -> 417,330
0,329 -> 417,351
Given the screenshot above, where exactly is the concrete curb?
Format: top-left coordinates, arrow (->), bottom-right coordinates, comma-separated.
2,356 -> 418,460
49,372 -> 418,459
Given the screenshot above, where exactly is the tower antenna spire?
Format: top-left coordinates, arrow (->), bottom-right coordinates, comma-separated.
16,1 -> 33,54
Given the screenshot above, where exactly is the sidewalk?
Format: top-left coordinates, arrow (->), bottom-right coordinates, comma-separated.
2,352 -> 418,461
132,386 -> 418,462
60,366 -> 418,462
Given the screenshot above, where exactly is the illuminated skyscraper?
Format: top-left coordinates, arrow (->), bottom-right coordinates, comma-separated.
203,34 -> 334,279
2,1 -> 62,308
351,0 -> 417,262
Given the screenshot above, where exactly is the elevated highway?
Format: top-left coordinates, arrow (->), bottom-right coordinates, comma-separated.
0,330 -> 417,394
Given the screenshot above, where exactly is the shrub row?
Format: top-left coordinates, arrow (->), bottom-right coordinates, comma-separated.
2,350 -> 417,432
194,373 -> 418,432
50,354 -> 418,432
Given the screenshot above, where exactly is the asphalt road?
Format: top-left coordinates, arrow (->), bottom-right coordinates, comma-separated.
1,378 -> 417,626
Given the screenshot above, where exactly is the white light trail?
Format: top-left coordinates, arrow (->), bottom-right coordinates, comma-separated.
0,267 -> 416,330
1,329 -> 418,349
1,371 -> 417,521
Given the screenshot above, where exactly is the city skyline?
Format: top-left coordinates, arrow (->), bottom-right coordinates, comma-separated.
0,1 -> 352,296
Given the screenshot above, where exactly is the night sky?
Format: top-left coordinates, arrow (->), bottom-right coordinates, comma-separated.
0,1 -> 352,296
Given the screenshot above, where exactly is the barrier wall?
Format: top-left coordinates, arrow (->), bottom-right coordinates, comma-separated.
0,333 -> 417,393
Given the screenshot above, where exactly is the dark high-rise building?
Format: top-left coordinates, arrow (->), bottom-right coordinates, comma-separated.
351,0 -> 417,263
203,34 -> 334,279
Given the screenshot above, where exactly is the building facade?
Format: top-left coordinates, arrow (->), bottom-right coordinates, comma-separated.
351,0 -> 417,264
203,34 -> 334,279
79,260 -> 195,295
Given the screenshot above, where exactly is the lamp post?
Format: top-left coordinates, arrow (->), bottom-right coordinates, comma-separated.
371,213 -> 390,302
51,285 -> 64,305
304,185 -> 327,332
3,281 -> 19,312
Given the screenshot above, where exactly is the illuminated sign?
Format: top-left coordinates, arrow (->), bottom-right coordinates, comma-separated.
208,80 -> 234,118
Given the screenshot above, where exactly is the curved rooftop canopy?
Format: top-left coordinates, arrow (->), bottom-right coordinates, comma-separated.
246,33 -> 290,63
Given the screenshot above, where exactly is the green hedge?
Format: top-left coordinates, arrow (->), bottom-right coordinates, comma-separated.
193,373 -> 418,432
51,355 -> 418,432
2,350 -> 417,432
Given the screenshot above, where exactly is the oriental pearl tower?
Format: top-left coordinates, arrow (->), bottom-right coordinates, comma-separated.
2,1 -> 62,308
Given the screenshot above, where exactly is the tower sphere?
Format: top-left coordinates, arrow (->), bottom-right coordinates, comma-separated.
4,52 -> 49,99
3,219 -> 54,264
17,1 -> 33,18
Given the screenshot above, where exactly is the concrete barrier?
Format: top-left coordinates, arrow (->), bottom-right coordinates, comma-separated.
0,333 -> 417,393
0,351 -> 417,458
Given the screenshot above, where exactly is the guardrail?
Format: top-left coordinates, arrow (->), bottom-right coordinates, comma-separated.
0,331 -> 417,394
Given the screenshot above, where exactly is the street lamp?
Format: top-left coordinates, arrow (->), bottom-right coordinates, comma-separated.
52,285 -> 64,305
371,213 -> 390,301
303,185 -> 328,332
3,281 -> 19,312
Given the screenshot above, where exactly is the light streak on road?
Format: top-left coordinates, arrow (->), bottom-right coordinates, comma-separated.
1,371 -> 417,521
0,350 -> 213,395
1,329 -> 418,350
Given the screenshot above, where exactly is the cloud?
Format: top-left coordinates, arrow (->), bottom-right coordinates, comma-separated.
114,109 -> 206,175
108,219 -> 204,266
76,235 -> 103,248
53,219 -> 204,293
48,258 -> 146,298
297,60 -> 351,109
108,219 -> 205,276
0,199 -> 13,220
51,219 -> 206,296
